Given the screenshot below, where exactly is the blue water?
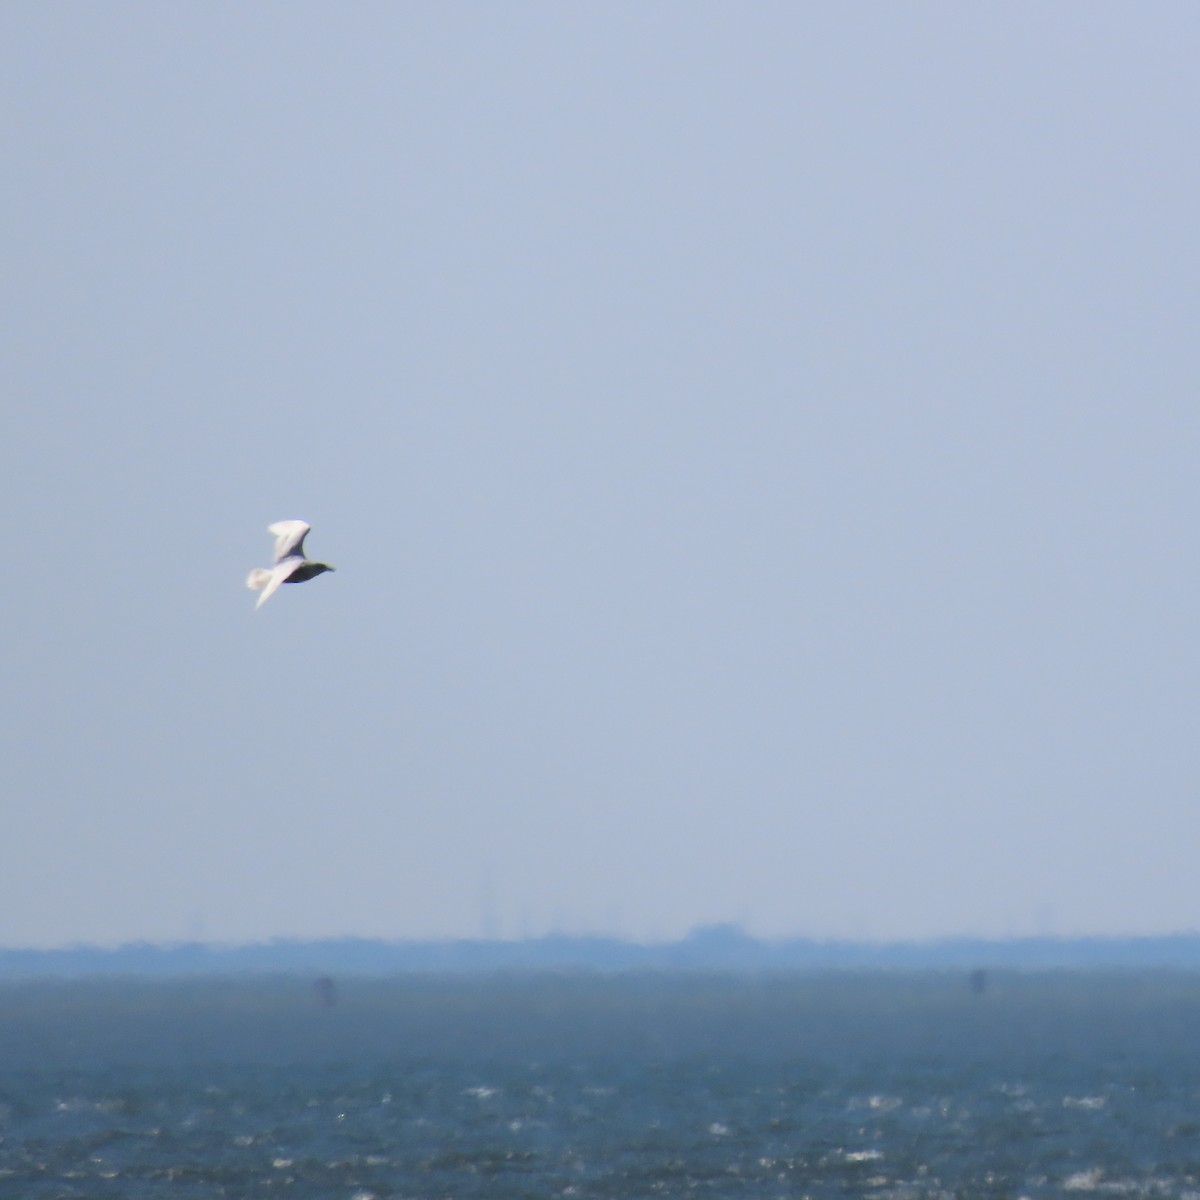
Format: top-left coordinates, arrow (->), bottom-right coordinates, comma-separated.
3,972 -> 1200,1197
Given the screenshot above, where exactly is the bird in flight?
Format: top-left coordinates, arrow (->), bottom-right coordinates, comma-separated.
246,520 -> 335,608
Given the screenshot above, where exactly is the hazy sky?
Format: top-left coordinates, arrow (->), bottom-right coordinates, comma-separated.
4,4 -> 1199,948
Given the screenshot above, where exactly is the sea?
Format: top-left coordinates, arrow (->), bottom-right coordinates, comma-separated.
3,970 -> 1200,1198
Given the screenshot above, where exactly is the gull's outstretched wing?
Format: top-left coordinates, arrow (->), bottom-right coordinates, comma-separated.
268,520 -> 310,564
254,559 -> 303,608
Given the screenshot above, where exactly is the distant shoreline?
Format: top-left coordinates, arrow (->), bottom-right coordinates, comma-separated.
6,924 -> 1200,977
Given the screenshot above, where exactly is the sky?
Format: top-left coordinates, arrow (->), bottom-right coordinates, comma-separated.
3,4 -> 1199,949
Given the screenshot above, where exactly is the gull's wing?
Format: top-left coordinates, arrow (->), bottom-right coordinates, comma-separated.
268,520 -> 310,564
254,558 -> 303,608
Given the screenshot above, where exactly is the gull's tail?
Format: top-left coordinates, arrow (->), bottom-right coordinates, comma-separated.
247,565 -> 288,608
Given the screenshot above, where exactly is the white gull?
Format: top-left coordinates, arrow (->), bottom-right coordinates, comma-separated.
246,520 -> 335,608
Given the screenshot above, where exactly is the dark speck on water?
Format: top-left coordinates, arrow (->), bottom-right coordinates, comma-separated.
2,970 -> 1199,1197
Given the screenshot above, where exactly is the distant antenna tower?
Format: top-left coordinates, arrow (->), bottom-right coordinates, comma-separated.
478,866 -> 500,940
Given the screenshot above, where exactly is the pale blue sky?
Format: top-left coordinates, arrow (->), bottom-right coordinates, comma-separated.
3,4 -> 1198,948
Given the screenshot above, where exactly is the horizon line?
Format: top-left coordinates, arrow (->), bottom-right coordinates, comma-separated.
7,925 -> 1200,955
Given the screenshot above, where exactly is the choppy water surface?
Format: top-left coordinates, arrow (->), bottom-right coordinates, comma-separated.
3,971 -> 1200,1197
